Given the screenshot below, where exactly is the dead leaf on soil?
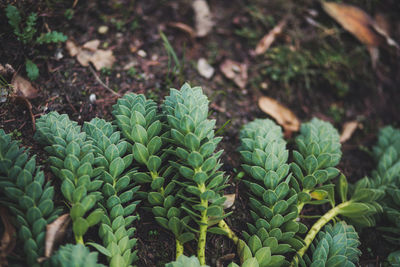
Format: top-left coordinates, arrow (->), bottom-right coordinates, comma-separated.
220,59 -> 248,89
168,22 -> 196,39
82,39 -> 100,51
44,214 -> 70,258
0,207 -> 16,267
322,2 -> 381,47
322,2 -> 399,68
66,40 -> 116,71
255,17 -> 288,55
258,96 -> 300,134
340,121 -> 359,143
11,74 -> 39,99
193,0 -> 214,37
222,194 -> 236,209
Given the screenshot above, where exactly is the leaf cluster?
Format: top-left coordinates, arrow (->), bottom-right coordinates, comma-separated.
35,112 -> 104,242
302,221 -> 361,267
5,4 -> 67,80
0,130 -> 61,266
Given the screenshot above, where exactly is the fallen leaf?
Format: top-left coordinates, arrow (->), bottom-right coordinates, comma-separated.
44,214 -> 70,258
11,74 -> 39,99
82,39 -> 100,51
90,49 -> 116,71
255,17 -> 288,55
197,58 -> 214,79
258,96 -> 300,133
168,22 -> 196,39
0,207 -> 16,267
65,40 -> 116,71
340,121 -> 359,143
220,59 -> 248,89
222,194 -> 236,209
193,0 -> 214,37
65,40 -> 79,57
322,2 -> 381,47
372,13 -> 399,49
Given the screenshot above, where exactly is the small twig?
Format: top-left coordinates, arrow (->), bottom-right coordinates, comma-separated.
88,65 -> 121,97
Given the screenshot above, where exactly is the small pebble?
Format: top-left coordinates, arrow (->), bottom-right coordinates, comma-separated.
197,58 -> 214,79
89,93 -> 96,104
98,25 -> 109,34
137,50 -> 147,58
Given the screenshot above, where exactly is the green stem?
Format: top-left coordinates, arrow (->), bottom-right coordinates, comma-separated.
197,183 -> 208,265
75,234 -> 84,244
297,189 -> 310,215
176,239 -> 183,259
291,201 -> 351,266
218,220 -> 239,245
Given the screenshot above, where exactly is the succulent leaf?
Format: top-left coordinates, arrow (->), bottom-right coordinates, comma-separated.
0,130 -> 60,266
83,118 -> 139,266
239,119 -> 302,266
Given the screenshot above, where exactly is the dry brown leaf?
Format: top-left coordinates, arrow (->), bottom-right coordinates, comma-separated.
66,40 -> 116,71
0,207 -> 16,267
168,22 -> 196,39
44,214 -> 70,258
222,194 -> 236,209
322,2 -> 381,47
220,59 -> 248,89
11,74 -> 39,99
255,17 -> 288,55
258,96 -> 300,133
90,50 -> 116,71
82,39 -> 100,51
193,0 -> 214,37
340,121 -> 359,143
65,40 -> 79,57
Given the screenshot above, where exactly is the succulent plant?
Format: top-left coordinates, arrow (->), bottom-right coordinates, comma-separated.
35,112 -> 104,244
290,118 -> 342,214
165,255 -> 209,267
83,118 -> 140,267
302,221 -> 361,267
239,119 -> 305,266
49,243 -> 105,267
112,93 -> 193,258
162,84 -> 230,265
0,130 -> 61,267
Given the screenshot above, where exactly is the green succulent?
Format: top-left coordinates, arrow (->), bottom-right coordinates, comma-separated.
83,118 -> 140,267
388,250 -> 400,267
165,255 -> 209,267
162,83 -> 230,265
50,243 -> 106,267
370,127 -> 400,246
112,93 -> 193,258
302,221 -> 361,267
290,118 -> 342,214
35,112 -> 104,244
0,130 -> 61,266
239,119 -> 304,266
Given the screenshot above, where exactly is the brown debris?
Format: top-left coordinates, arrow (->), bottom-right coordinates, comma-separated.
255,17 -> 288,55
220,59 -> 248,89
0,207 -> 16,267
258,96 -> 300,134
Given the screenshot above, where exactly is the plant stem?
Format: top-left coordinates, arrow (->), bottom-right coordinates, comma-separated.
218,220 -> 239,245
197,183 -> 208,265
75,234 -> 84,244
291,201 -> 351,266
297,189 -> 310,215
176,239 -> 183,259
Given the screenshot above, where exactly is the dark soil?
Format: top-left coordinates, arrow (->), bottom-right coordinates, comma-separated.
1,0 -> 400,266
